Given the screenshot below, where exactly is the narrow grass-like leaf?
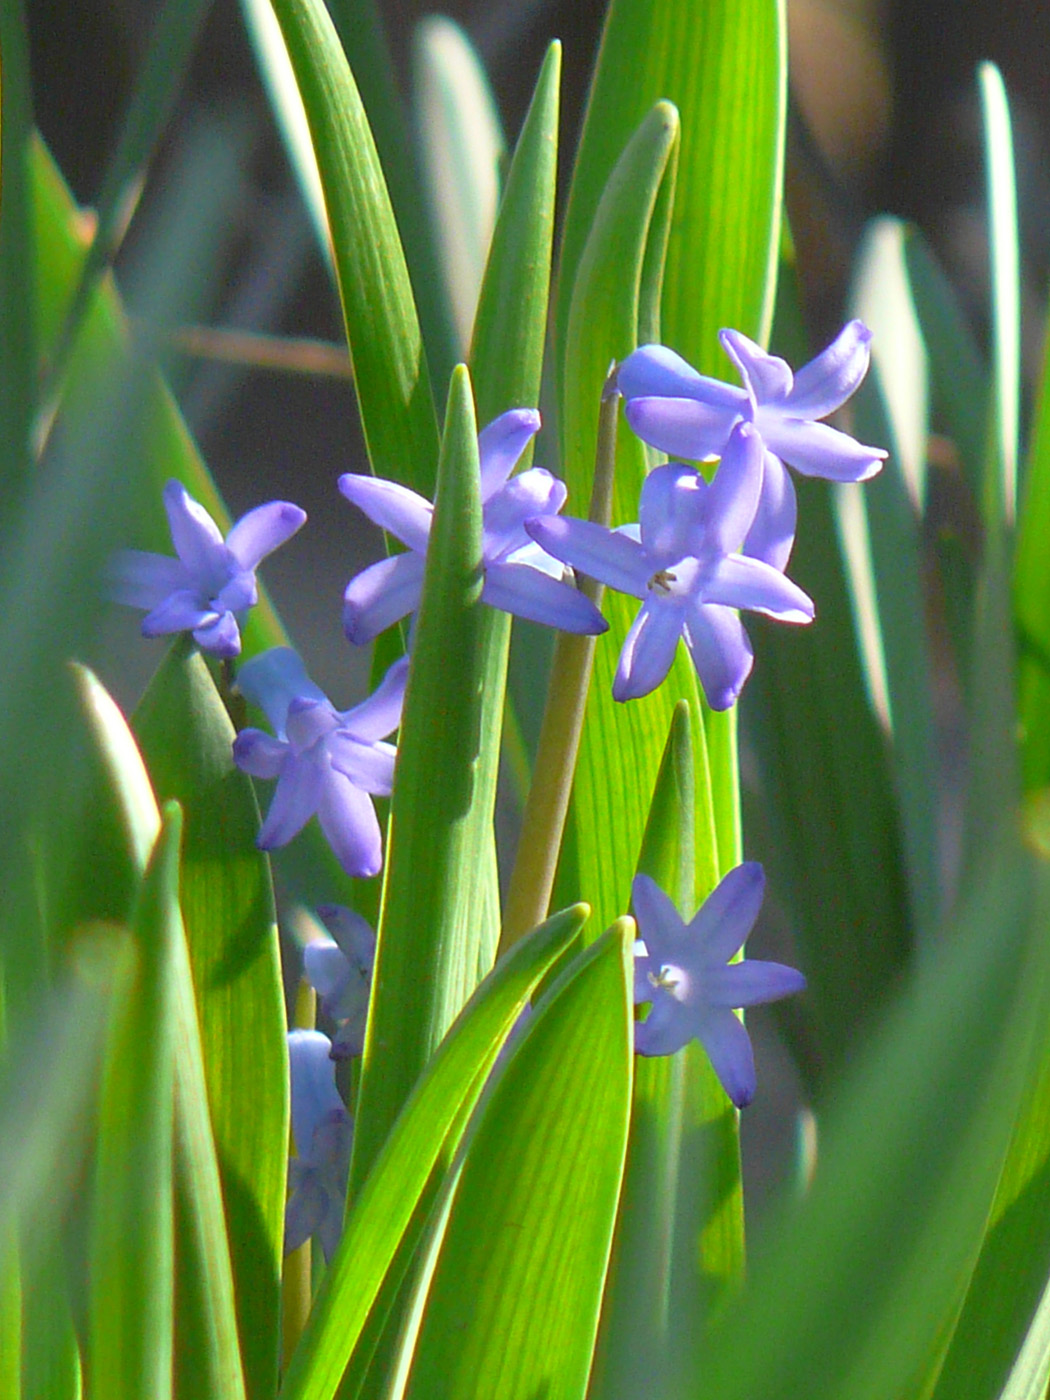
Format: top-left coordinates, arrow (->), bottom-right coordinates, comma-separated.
279,904 -> 588,1400
695,838 -> 1050,1400
265,0 -> 439,493
413,17 -> 504,360
350,365 -> 487,1191
392,922 -> 633,1400
88,804 -> 182,1400
134,641 -> 286,1400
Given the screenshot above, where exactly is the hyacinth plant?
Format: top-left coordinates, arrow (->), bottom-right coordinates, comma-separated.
5,1 -> 1050,1399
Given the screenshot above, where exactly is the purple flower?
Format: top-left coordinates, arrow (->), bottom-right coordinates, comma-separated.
110,479 -> 306,657
618,321 -> 887,569
339,408 -> 607,644
526,423 -> 814,708
233,648 -> 407,878
285,1030 -> 353,1261
304,905 -> 376,1059
632,865 -> 805,1107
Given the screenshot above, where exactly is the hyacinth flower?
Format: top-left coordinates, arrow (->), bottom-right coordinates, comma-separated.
526,422 -> 814,707
632,866 -> 805,1108
233,647 -> 407,878
618,321 -> 888,569
110,479 -> 306,657
304,904 -> 376,1059
285,1030 -> 353,1260
339,407 -> 607,644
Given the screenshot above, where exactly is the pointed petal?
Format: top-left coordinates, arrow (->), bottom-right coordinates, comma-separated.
504,538 -> 565,578
317,771 -> 383,878
483,469 -> 567,561
638,463 -> 707,563
343,552 -> 425,645
613,599 -> 683,701
285,697 -> 340,751
744,452 -> 797,570
630,874 -> 686,972
682,603 -> 753,711
633,997 -> 691,1057
162,480 -> 227,581
257,755 -> 323,849
719,328 -> 792,404
237,647 -> 327,736
302,939 -> 351,1003
109,550 -> 190,609
327,735 -> 396,795
786,319 -> 873,418
141,589 -> 215,637
226,500 -> 307,569
284,1177 -> 325,1256
704,959 -> 806,1009
317,905 -> 376,969
232,727 -> 288,779
696,1006 -> 757,1107
193,611 -> 242,658
342,656 -> 409,741
482,562 -> 607,634
617,344 -> 747,412
705,554 -> 814,622
214,571 -> 257,615
337,474 -> 432,552
525,516 -> 648,598
761,417 -> 887,481
703,421 -> 764,556
317,1187 -> 346,1263
288,1029 -> 343,1158
625,395 -> 738,461
689,861 -> 765,964
477,408 -> 541,497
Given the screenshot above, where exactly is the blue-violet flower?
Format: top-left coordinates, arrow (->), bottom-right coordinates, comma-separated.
285,1029 -> 352,1260
618,321 -> 887,569
110,479 -> 306,657
339,408 -> 607,643
304,905 -> 376,1059
233,647 -> 406,878
526,422 -> 814,708
632,865 -> 805,1107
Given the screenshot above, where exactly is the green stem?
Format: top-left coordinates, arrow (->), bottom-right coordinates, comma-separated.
281,977 -> 316,1372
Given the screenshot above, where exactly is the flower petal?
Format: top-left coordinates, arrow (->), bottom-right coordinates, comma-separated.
193,611 -> 242,658
702,421 -> 764,557
288,1029 -> 344,1159
343,551 -> 425,645
613,598 -> 683,702
617,345 -> 747,412
257,755 -> 323,849
525,516 -> 648,598
688,861 -> 765,964
328,735 -> 396,795
226,500 -> 307,569
141,589 -> 216,637
703,959 -> 807,1009
237,647 -> 327,736
482,562 -> 608,634
682,603 -> 753,711
744,452 -> 797,570
108,550 -> 190,609
719,328 -> 793,404
760,417 -> 887,481
786,319 -> 874,418
696,1006 -> 757,1107
638,463 -> 707,563
162,480 -> 227,582
477,408 -> 541,498
705,554 -> 814,623
318,905 -> 376,968
337,474 -> 432,553
634,997 -> 691,1057
317,770 -> 383,878
342,656 -> 409,741
232,727 -> 288,779
285,697 -> 340,751
483,469 -> 567,562
630,874 -> 686,975
214,571 -> 258,615
284,1172 -> 325,1255
625,395 -> 738,462
303,939 -> 351,1003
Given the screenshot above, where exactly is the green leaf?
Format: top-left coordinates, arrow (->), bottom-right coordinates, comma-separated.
265,0 -> 439,493
350,364 -> 489,1190
279,904 -> 588,1400
413,17 -> 504,360
88,805 -> 181,1400
392,922 -> 634,1400
134,641 -> 287,1400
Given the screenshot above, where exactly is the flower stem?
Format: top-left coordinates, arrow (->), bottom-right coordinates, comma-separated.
281,976 -> 316,1371
498,371 -> 619,954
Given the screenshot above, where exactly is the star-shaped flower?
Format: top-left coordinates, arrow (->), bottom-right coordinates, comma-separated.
525,422 -> 814,708
232,647 -> 407,878
632,865 -> 805,1107
339,408 -> 607,643
110,480 -> 306,657
285,1029 -> 353,1261
303,905 -> 376,1059
618,321 -> 887,569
